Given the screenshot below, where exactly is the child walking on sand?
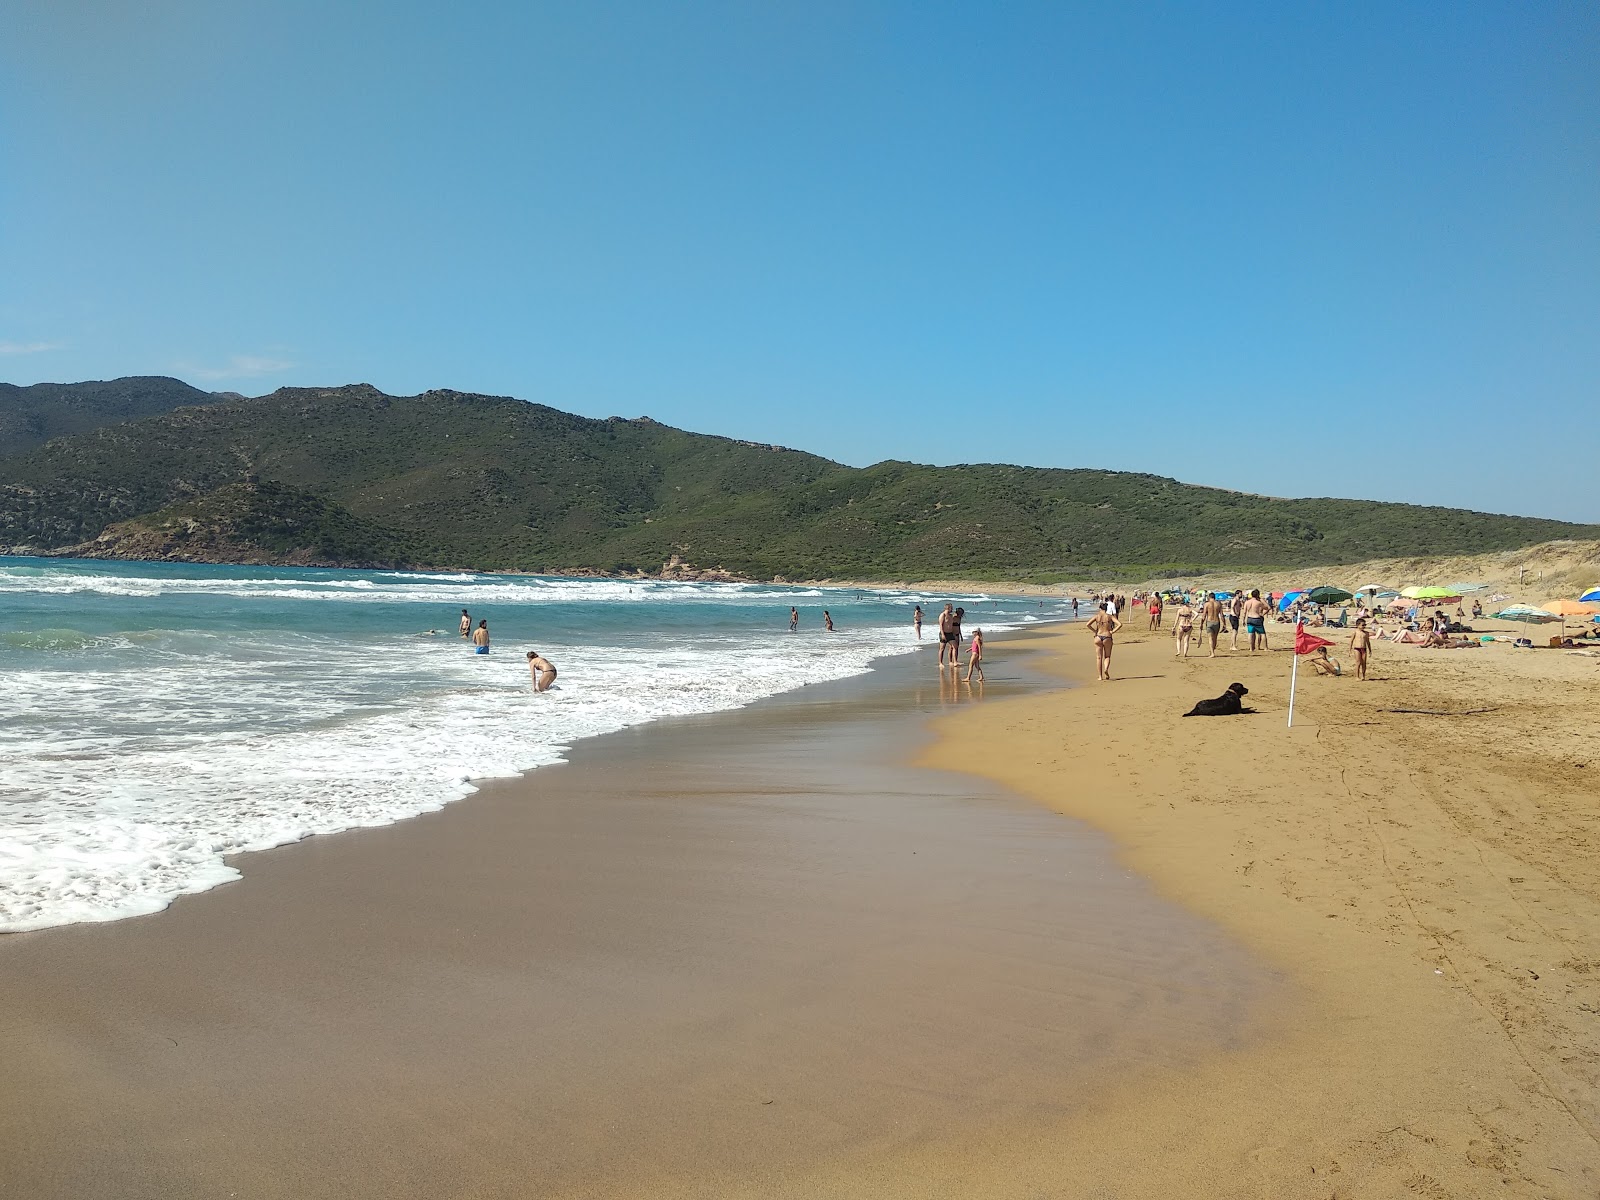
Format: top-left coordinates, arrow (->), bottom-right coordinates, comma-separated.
964,629 -> 984,682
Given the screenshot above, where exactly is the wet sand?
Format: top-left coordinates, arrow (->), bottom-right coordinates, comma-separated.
889,620 -> 1600,1198
0,638 -> 1276,1199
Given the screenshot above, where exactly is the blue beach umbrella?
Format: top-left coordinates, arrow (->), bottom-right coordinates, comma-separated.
1278,590 -> 1306,611
1581,587 -> 1600,604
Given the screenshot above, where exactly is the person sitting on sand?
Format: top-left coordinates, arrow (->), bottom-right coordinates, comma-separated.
526,650 -> 557,692
1349,618 -> 1373,680
1309,646 -> 1342,676
472,620 -> 490,654
964,629 -> 985,683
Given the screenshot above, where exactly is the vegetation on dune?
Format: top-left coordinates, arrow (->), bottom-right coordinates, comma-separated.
1,381 -> 1594,579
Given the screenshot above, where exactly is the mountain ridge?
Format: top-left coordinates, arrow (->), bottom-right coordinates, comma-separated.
2,378 -> 1595,580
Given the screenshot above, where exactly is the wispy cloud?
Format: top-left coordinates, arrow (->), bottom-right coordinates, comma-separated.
0,340 -> 65,355
177,354 -> 296,382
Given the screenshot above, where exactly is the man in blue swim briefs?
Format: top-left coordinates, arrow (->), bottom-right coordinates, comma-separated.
472,619 -> 490,654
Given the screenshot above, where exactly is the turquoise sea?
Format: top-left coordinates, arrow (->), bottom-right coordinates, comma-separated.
0,557 -> 1075,932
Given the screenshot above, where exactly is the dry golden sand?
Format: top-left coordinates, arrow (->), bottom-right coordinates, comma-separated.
822,621 -> 1599,1198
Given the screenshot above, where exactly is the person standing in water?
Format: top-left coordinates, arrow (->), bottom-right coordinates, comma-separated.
789,607 -> 799,632
913,605 -> 923,639
472,619 -> 490,654
937,603 -> 956,667
964,629 -> 985,683
459,609 -> 471,639
526,650 -> 557,692
823,610 -> 834,631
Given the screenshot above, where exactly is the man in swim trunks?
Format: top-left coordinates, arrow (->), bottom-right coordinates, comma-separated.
1228,593 -> 1244,649
472,619 -> 490,654
526,650 -> 557,691
1201,592 -> 1225,657
790,607 -> 799,632
938,603 -> 957,667
1242,590 -> 1269,652
459,609 -> 471,638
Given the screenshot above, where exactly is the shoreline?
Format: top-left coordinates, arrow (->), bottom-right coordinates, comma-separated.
876,620 -> 1600,1196
0,629 -> 1279,1199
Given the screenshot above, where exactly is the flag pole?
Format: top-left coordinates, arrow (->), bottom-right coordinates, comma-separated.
1287,651 -> 1298,728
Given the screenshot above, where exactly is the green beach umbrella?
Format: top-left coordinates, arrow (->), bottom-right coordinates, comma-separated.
1304,586 -> 1353,605
1491,604 -> 1560,623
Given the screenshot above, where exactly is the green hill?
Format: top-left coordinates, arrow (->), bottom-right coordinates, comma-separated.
1,380 -> 1594,580
0,376 -> 215,455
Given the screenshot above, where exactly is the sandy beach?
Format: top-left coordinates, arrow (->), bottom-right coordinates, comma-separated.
3,610 -> 1597,1197
895,617 -> 1600,1197
0,645 -> 1272,1199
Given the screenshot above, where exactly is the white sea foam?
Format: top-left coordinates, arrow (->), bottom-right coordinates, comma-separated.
0,560 -> 1065,933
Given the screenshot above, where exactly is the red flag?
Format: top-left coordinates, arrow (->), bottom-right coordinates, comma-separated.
1294,621 -> 1334,655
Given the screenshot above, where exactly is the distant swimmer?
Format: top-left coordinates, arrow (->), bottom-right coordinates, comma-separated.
526,650 -> 557,692
459,609 -> 472,639
790,606 -> 799,632
823,610 -> 835,632
473,619 -> 490,654
913,605 -> 923,639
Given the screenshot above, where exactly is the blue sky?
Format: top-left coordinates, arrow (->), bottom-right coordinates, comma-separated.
2,2 -> 1596,521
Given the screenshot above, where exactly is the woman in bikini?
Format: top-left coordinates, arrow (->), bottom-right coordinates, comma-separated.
1087,602 -> 1122,681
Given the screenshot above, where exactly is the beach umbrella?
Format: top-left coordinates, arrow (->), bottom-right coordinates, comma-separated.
1545,600 -> 1599,617
1401,586 -> 1457,600
1354,583 -> 1388,594
1491,604 -> 1560,623
1278,590 -> 1307,611
1581,587 -> 1600,604
1305,586 -> 1353,605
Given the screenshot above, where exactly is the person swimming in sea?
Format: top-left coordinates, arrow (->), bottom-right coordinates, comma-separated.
526,650 -> 557,691
472,620 -> 490,654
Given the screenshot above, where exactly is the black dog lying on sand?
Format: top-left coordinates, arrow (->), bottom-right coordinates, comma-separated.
1183,682 -> 1254,716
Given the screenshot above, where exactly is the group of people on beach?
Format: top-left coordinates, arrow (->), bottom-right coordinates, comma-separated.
1082,588 -> 1378,681
457,609 -> 557,692
908,603 -> 984,682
